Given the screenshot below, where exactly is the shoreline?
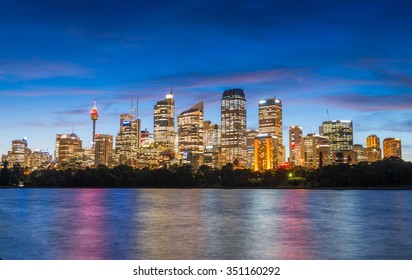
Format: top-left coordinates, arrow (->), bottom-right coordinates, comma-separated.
2,185 -> 412,190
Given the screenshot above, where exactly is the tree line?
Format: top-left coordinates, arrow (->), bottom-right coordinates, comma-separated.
1,157 -> 412,188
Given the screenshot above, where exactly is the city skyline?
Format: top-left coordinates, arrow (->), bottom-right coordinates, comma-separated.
1,0 -> 412,160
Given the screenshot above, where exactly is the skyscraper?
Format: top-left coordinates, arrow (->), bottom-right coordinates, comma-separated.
302,134 -> 330,168
221,88 -> 247,166
289,125 -> 302,166
178,102 -> 204,168
95,134 -> 113,167
383,138 -> 402,159
320,120 -> 353,163
254,134 -> 276,172
7,139 -> 28,167
366,135 -> 382,162
258,97 -> 283,167
154,91 -> 175,152
114,112 -> 141,166
55,133 -> 83,168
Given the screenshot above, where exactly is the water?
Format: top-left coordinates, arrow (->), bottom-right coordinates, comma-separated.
0,188 -> 412,260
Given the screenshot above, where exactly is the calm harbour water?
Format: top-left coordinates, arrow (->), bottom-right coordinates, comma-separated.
0,188 -> 412,260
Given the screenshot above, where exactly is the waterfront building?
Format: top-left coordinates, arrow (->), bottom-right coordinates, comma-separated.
114,111 -> 141,167
204,145 -> 222,169
95,134 -> 113,167
55,133 -> 83,168
289,125 -> 303,166
320,120 -> 353,164
30,150 -> 52,170
258,97 -> 284,167
221,88 -> 247,166
7,139 -> 28,167
254,134 -> 277,172
246,129 -> 259,169
153,91 -> 175,152
302,134 -> 330,168
366,135 -> 382,162
353,144 -> 367,163
383,138 -> 402,159
178,102 -> 204,168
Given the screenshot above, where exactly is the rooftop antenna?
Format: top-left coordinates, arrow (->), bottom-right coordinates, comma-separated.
136,95 -> 139,120
326,109 -> 330,121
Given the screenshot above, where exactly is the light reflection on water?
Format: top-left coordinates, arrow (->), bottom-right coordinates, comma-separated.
0,188 -> 412,260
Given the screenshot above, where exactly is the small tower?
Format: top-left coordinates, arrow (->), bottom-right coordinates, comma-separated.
90,101 -> 99,149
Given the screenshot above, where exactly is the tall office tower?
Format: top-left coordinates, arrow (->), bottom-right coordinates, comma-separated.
55,133 -> 83,168
289,125 -> 303,166
366,134 -> 382,162
246,129 -> 259,169
383,138 -> 402,159
95,134 -> 113,167
7,139 -> 28,166
178,102 -> 204,168
254,134 -> 277,172
203,121 -> 221,147
302,134 -> 330,168
115,112 -> 141,166
258,97 -> 283,167
221,88 -> 247,166
90,101 -> 99,149
320,120 -> 353,163
153,91 -> 175,152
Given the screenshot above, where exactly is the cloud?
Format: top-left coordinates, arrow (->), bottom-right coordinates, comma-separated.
326,92 -> 412,111
0,58 -> 92,81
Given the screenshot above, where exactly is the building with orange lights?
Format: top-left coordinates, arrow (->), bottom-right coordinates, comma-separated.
383,138 -> 402,159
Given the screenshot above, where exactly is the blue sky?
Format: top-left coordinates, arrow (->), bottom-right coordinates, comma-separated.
1,0 -> 412,160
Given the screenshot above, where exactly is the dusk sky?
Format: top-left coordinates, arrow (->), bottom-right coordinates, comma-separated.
1,0 -> 412,160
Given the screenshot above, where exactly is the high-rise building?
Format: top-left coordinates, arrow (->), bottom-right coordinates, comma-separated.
221,88 -> 247,166
178,102 -> 204,168
289,125 -> 303,166
258,97 -> 283,167
246,129 -> 259,169
366,135 -> 382,162
95,134 -> 113,167
383,138 -> 402,159
204,121 -> 221,147
7,139 -> 28,166
55,133 -> 83,168
90,101 -> 98,149
254,134 -> 277,172
353,144 -> 367,163
320,120 -> 353,163
114,112 -> 141,166
154,91 -> 175,151
302,134 -> 330,168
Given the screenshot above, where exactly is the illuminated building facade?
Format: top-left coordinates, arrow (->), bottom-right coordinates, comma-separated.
302,134 -> 330,168
254,134 -> 276,172
246,129 -> 259,169
383,138 -> 402,159
353,144 -> 367,163
258,97 -> 283,166
178,102 -> 204,168
289,125 -> 303,166
114,113 -> 141,166
154,91 -> 175,151
7,139 -> 28,166
366,135 -> 382,162
320,120 -> 353,163
204,121 -> 221,147
55,133 -> 83,168
221,88 -> 247,166
95,134 -> 113,167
